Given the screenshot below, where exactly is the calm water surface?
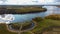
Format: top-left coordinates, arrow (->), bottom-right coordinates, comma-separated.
0,6 -> 60,23
12,6 -> 60,22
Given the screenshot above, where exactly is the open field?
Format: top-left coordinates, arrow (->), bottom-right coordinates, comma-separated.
31,14 -> 60,34
0,24 -> 17,34
42,26 -> 60,34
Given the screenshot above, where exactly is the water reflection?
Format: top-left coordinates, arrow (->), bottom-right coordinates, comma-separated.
0,14 -> 14,24
13,6 -> 60,22
0,6 -> 60,23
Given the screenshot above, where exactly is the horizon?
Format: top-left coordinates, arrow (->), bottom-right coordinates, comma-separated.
0,0 -> 60,5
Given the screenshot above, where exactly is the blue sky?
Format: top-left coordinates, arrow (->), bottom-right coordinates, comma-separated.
0,0 -> 60,5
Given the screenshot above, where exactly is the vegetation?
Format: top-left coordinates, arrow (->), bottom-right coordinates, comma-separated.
9,23 -> 21,30
8,21 -> 33,31
0,24 -> 17,34
1,14 -> 60,34
45,14 -> 60,20
0,6 -> 47,14
21,22 -> 33,30
21,32 -> 31,34
15,7 -> 47,13
32,17 -> 44,22
31,15 -> 60,34
21,21 -> 32,26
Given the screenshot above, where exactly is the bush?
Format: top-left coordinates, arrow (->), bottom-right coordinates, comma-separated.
32,17 -> 44,22
9,23 -> 21,30
45,14 -> 60,20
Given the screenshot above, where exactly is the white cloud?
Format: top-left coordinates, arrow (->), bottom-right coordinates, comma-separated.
0,0 -> 59,5
0,1 -> 3,4
0,14 -> 15,24
5,0 -> 18,4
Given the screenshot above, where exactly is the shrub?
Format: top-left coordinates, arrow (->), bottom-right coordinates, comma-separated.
32,17 -> 44,22
45,14 -> 60,20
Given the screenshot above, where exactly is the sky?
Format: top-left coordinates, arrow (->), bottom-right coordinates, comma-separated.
0,14 -> 15,24
0,0 -> 60,5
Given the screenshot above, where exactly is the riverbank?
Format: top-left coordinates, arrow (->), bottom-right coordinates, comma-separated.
7,21 -> 36,32
0,6 -> 47,14
30,15 -> 60,34
1,19 -> 60,34
0,14 -> 60,34
0,21 -> 36,34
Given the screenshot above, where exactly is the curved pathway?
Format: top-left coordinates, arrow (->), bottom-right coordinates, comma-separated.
6,21 -> 37,34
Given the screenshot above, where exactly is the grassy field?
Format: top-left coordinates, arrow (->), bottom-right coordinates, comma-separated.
0,6 -> 47,14
0,24 -> 17,34
9,21 -> 33,31
15,7 -> 46,13
21,32 -> 32,34
31,15 -> 60,34
1,19 -> 59,34
0,18 -> 60,34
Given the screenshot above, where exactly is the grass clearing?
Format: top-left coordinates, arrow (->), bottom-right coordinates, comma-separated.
31,19 -> 60,34
0,24 -> 17,34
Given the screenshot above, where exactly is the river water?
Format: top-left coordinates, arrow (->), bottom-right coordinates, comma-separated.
12,6 -> 60,22
0,6 -> 60,24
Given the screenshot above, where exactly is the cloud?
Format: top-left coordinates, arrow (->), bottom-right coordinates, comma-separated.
0,0 -> 59,5
0,14 -> 15,24
0,1 -> 3,4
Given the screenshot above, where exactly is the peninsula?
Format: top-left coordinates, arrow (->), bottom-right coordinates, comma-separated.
0,5 -> 47,14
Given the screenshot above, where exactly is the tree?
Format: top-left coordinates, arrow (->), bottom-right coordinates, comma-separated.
32,17 -> 43,22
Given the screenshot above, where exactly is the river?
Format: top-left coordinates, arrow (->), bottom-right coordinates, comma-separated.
0,6 -> 60,24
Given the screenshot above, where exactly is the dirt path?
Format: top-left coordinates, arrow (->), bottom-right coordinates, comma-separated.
6,24 -> 19,33
18,24 -> 22,34
6,21 -> 36,33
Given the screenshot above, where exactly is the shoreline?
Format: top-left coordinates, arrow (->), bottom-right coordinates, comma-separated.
0,10 -> 46,14
5,21 -> 36,33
